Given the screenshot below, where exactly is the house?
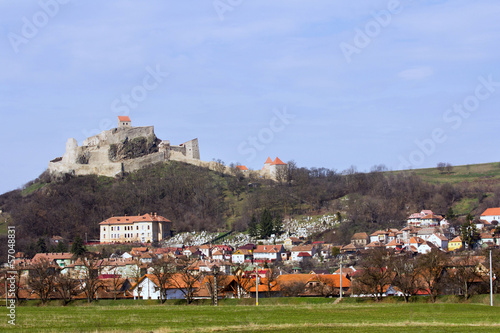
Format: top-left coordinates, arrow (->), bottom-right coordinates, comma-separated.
232,249 -> 253,264
212,250 -> 225,261
340,243 -> 358,254
428,234 -> 449,250
417,228 -> 437,241
448,236 -> 463,251
407,237 -> 425,250
365,241 -> 385,250
99,213 -> 172,244
284,237 -> 302,250
253,245 -> 285,262
369,230 -> 390,244
418,241 -> 439,254
479,231 -> 494,246
420,214 -> 443,227
198,245 -> 212,258
290,245 -> 315,262
480,208 -> 500,223
131,273 -> 196,300
302,274 -> 352,297
351,233 -> 369,248
385,239 -> 404,251
32,252 -> 74,268
235,165 -> 249,172
407,210 -> 434,227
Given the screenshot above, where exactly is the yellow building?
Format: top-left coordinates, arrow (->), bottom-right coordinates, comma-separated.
448,236 -> 463,251
99,213 -> 172,244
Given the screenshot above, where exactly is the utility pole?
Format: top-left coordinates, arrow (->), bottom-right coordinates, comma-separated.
340,262 -> 343,300
490,250 -> 494,307
255,266 -> 259,306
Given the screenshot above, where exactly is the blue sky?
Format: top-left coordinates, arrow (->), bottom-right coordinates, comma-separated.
1,0 -> 500,194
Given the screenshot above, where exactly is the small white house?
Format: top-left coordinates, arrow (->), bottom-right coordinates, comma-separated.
132,274 -> 187,300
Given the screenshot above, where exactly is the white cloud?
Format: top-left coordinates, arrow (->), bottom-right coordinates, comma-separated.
398,67 -> 434,80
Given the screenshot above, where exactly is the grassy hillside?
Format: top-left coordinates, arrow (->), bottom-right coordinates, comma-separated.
398,162 -> 500,185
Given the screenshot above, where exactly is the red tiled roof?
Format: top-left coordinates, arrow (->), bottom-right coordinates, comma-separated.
236,165 -> 249,171
271,157 -> 286,165
118,116 -> 131,122
264,157 -> 273,164
99,213 -> 171,225
482,208 -> 500,217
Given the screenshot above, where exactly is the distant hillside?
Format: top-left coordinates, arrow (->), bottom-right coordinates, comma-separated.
394,162 -> 500,185
2,160 -> 500,260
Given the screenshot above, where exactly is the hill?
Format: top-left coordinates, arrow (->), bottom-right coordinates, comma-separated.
2,160 -> 500,259
394,162 -> 500,185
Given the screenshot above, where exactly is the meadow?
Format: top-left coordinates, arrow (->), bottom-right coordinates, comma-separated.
1,297 -> 500,332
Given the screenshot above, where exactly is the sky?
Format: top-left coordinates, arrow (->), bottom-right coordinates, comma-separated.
1,0 -> 500,194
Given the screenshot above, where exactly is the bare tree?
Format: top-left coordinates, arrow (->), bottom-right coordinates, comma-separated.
171,258 -> 200,305
131,259 -> 143,299
390,253 -> 419,302
79,256 -> 103,303
448,254 -> 484,300
150,256 -> 175,303
28,258 -> 56,304
354,249 -> 393,301
54,274 -> 80,305
417,249 -> 447,303
264,266 -> 280,298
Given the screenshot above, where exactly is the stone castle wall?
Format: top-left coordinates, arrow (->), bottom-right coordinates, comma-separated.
48,124 -> 202,178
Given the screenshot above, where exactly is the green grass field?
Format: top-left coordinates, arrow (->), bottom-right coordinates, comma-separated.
2,297 -> 500,332
394,161 -> 500,185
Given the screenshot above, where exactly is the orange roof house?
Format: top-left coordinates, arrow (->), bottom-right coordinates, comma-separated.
99,213 -> 172,244
481,208 -> 500,223
117,116 -> 131,128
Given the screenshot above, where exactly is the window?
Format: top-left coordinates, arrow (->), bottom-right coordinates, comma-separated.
147,225 -> 150,230
103,227 -> 106,231
117,226 -> 120,231
103,235 -> 106,239
111,227 -> 114,231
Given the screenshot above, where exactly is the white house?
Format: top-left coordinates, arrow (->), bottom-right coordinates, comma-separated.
481,208 -> 500,223
253,245 -> 285,262
418,241 -> 439,254
290,245 -> 315,262
428,234 -> 448,250
132,274 -> 189,300
99,213 -> 172,244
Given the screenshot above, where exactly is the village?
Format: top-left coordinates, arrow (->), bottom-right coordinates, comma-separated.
2,207 -> 499,304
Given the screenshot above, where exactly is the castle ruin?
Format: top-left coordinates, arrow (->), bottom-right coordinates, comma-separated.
48,116 -> 203,178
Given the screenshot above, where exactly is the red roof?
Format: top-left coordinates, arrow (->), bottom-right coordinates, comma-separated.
271,157 -> 286,165
99,213 -> 171,225
264,157 -> 273,164
118,116 -> 131,122
236,165 -> 249,171
482,208 -> 500,217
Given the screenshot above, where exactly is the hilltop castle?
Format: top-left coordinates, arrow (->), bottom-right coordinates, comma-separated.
48,116 -> 202,178
48,116 -> 287,180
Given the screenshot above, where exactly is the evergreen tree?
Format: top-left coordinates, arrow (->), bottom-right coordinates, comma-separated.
55,241 -> 68,253
273,215 -> 283,236
36,237 -> 47,253
259,209 -> 274,239
248,215 -> 258,238
461,213 -> 480,249
70,236 -> 87,257
445,207 -> 456,222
